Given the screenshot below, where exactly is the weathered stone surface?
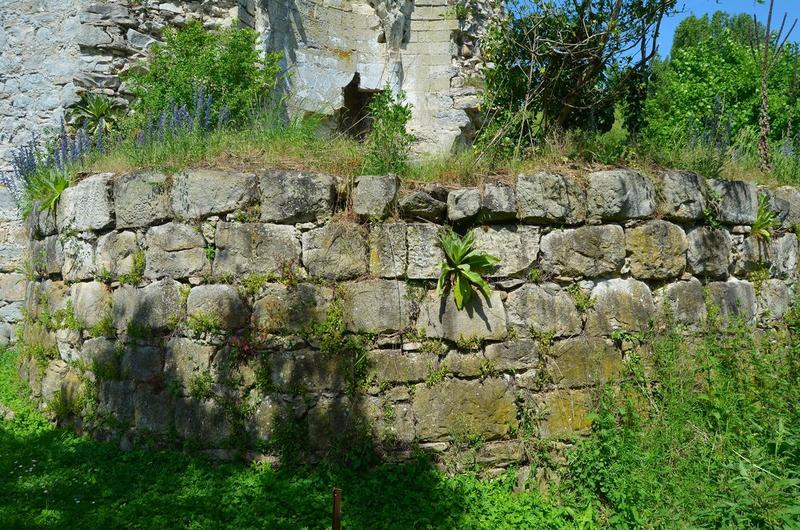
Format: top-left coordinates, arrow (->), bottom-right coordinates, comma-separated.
400,191 -> 447,222
659,171 -> 706,222
97,380 -> 134,424
121,344 -> 162,382
763,188 -> 791,227
686,227 -> 732,279
41,360 -> 82,405
187,284 -> 248,330
57,173 -> 114,232
505,283 -> 582,338
252,283 -> 332,332
213,222 -> 301,276
175,398 -> 230,445
772,186 -> 800,228
96,231 -> 139,278
302,223 -> 368,280
32,235 -> 64,276
472,226 -> 539,277
758,279 -> 791,320
538,389 -> 593,437
413,378 -> 517,441
353,175 -> 399,218
78,337 -> 118,375
484,340 -> 540,372
260,170 -> 335,223
171,170 -> 257,219
0,273 -> 26,302
112,279 -> 185,332
113,172 -> 171,229
0,302 -> 23,323
626,220 -> 687,280
268,349 -> 349,392
407,223 -> 445,279
71,281 -> 111,329
516,172 -> 586,225
447,188 -> 481,222
0,220 -> 25,273
654,277 -> 707,326
706,280 -> 757,322
133,389 -> 171,433
145,222 -> 209,279
369,221 -> 407,278
417,290 -> 507,342
547,337 -> 622,388
476,441 -> 524,467
164,337 -> 216,388
343,279 -> 411,333
441,351 -> 485,377
480,182 -> 516,221
370,349 -> 439,383
586,278 -> 656,335
708,179 -> 758,225
587,170 -> 656,221
62,237 -> 95,282
26,203 -> 57,238
733,233 -> 799,279
539,225 -> 625,278
768,234 -> 798,280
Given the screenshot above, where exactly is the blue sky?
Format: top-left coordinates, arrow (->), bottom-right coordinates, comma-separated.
658,0 -> 800,56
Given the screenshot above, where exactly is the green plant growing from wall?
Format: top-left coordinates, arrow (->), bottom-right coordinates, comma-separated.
436,227 -> 500,310
119,251 -> 145,286
362,88 -> 414,175
567,283 -> 596,312
69,93 -> 125,136
752,194 -> 778,241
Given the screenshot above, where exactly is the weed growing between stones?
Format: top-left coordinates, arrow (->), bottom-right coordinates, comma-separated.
703,187 -> 723,229
118,251 -> 145,286
436,227 -> 500,310
187,372 -> 214,401
748,264 -> 772,295
752,193 -> 779,240
425,362 -> 449,388
186,311 -> 224,337
566,283 -> 596,312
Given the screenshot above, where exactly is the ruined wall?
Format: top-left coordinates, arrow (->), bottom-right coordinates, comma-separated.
0,187 -> 25,347
15,168 -> 800,467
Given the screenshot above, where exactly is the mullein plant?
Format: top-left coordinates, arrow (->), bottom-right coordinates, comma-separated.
436,227 -> 500,310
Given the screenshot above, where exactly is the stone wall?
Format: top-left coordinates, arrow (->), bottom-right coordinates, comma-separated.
0,186 -> 25,347
15,168 -> 800,467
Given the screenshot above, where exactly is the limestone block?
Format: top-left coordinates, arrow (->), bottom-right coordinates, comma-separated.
772,186 -> 800,228
268,349 -> 349,392
758,279 -> 791,321
175,398 -> 230,445
171,170 -> 257,219
62,237 -> 95,282
708,179 -> 758,225
538,389 -> 593,437
654,277 -> 707,327
187,284 -> 248,330
412,378 -> 516,441
247,393 -> 283,442
400,190 -> 447,222
472,225 -> 539,278
342,279 -> 411,333
369,349 -> 439,383
625,220 -> 687,280
113,171 -> 171,229
407,223 -> 445,279
763,188 -> 791,227
447,188 -> 481,222
706,280 -> 757,323
659,170 -> 706,222
0,273 -> 26,302
587,170 -> 656,221
252,283 -> 332,332
96,231 -> 139,278
484,340 -> 540,373
164,337 -> 216,388
547,337 -> 622,388
369,221 -> 407,278
302,223 -> 368,280
133,389 -> 171,433
70,281 -> 111,329
213,222 -> 301,276
539,225 -> 625,278
505,283 -> 582,338
768,234 -> 798,280
352,175 -> 399,218
112,279 -> 185,332
41,360 -> 82,404
480,182 -> 516,221
31,235 -> 63,276
97,380 -> 134,424
0,221 -> 25,272
56,173 -> 113,232
686,227 -> 732,279
586,278 -> 655,335
475,441 -> 524,468
516,172 -> 586,225
78,337 -> 118,375
417,290 -> 507,342
260,170 -> 335,223
26,203 -> 57,238
145,222 -> 209,279
0,302 -> 23,323
121,344 -> 163,382
441,351 -> 486,377
0,187 -> 18,222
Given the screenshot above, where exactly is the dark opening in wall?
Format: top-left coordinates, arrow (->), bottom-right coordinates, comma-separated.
339,73 -> 380,140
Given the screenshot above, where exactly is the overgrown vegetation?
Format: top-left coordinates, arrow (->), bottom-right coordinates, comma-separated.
436,227 -> 500,310
361,88 -> 414,175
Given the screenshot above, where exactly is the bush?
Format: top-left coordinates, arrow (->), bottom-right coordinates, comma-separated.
126,21 -> 281,127
362,88 -> 414,175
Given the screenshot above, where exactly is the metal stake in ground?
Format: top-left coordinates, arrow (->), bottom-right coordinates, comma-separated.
332,487 -> 342,530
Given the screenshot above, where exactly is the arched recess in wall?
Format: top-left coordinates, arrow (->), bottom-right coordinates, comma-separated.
339,73 -> 383,140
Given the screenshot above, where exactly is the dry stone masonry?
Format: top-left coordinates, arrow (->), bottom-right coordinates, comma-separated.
14,167 -> 800,468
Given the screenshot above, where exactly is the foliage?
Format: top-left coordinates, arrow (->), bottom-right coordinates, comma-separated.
186,312 -> 224,336
362,88 -> 414,175
125,21 -> 281,127
188,371 -> 214,401
118,251 -> 145,286
436,227 -> 500,310
69,93 -> 125,136
566,283 -> 596,312
752,193 -> 778,240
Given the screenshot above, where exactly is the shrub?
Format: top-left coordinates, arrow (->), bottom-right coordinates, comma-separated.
436,227 -> 500,310
362,88 -> 414,175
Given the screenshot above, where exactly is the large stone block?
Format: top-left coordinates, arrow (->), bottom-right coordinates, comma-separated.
133,389 -> 171,433
302,223 -> 368,280
96,231 -> 139,278
97,380 -> 134,424
0,272 -> 26,302
57,173 -> 114,232
145,222 -> 209,279
260,170 -> 335,223
546,337 -> 622,389
412,378 -> 516,441
78,337 -> 119,375
447,188 -> 481,222
112,279 -> 185,332
407,223 -> 445,279
252,283 -> 332,332
686,227 -> 732,279
587,170 -> 655,221
516,172 -> 586,225
538,389 -> 593,437
31,235 -> 64,276
417,290 -> 507,342
772,186 -> 800,228
268,349 -> 349,392
758,279 -> 791,321
708,179 -> 758,225
352,175 -> 399,218
164,337 -> 216,388
113,171 -> 171,229
62,237 -> 95,282
480,182 -> 516,221
706,280 -> 757,323
506,283 -> 582,338
171,170 -> 257,219
659,170 -> 706,222
369,349 -> 439,383
625,220 -> 687,280
175,398 -> 230,445
343,279 -> 411,333
369,221 -> 407,278
654,277 -> 707,327
484,340 -> 540,373
120,344 -> 163,382
539,225 -> 625,278
187,284 -> 248,330
586,278 -> 655,335
472,226 -> 539,278
70,281 -> 111,329
399,190 -> 447,222
213,222 -> 301,276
